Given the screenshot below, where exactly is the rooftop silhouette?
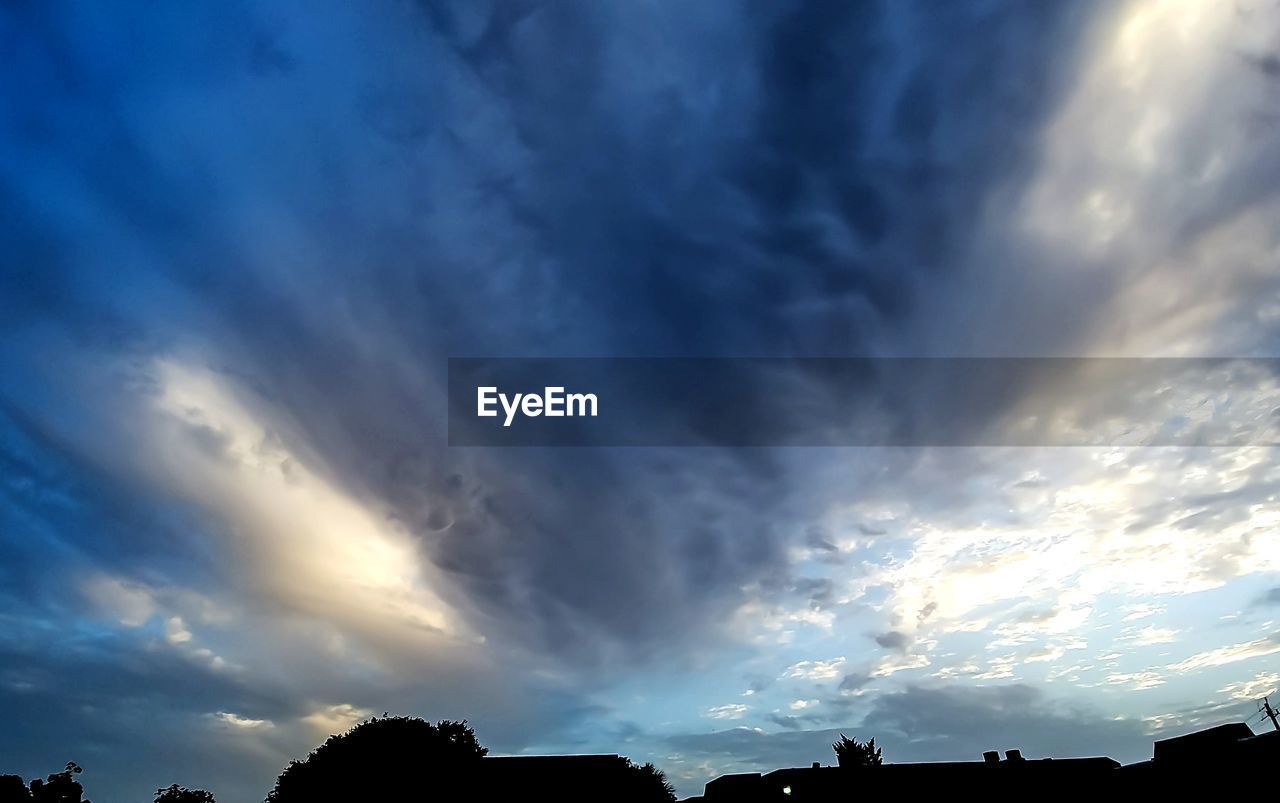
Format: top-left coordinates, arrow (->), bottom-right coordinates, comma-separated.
684,720 -> 1280,800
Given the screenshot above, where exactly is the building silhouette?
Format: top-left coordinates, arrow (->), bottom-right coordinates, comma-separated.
1116,722 -> 1280,780
684,720 -> 1280,800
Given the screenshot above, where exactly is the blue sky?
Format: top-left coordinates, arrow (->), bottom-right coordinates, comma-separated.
3,1 -> 1280,800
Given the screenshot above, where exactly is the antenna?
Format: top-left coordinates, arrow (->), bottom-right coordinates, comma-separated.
1260,696 -> 1280,733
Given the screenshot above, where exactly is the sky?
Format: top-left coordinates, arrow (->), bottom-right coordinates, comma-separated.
2,0 -> 1280,800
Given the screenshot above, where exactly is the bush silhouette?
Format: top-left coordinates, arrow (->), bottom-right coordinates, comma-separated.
265,716 -> 486,803
154,785 -> 215,803
833,734 -> 882,768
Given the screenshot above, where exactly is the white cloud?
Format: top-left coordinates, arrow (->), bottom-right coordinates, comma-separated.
1121,626 -> 1180,646
165,616 -> 193,644
1168,634 -> 1280,673
302,703 -> 371,736
141,359 -> 469,663
1020,0 -> 1280,357
854,445 -> 1280,671
1023,645 -> 1068,664
1104,670 -> 1165,691
1046,662 -> 1093,684
973,655 -> 1017,681
781,658 -> 846,681
1122,603 -> 1165,622
704,704 -> 748,721
871,652 -> 930,678
212,711 -> 272,730
930,660 -> 980,680
1218,671 -> 1280,701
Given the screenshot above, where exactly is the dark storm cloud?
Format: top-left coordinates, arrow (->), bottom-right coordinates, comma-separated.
0,1 -> 1126,798
766,712 -> 824,731
0,0 -> 1100,666
790,577 -> 835,610
805,526 -> 839,552
873,631 -> 910,651
838,672 -> 871,693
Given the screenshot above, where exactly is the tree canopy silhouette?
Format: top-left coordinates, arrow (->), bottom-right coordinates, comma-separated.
622,760 -> 676,802
0,775 -> 31,803
833,734 -> 882,768
154,784 -> 215,803
0,763 -> 90,803
265,716 -> 487,803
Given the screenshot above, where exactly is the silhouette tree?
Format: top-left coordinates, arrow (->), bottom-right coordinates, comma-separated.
622,760 -> 676,802
265,716 -> 486,803
5,763 -> 91,803
0,775 -> 32,803
833,734 -> 882,768
154,785 -> 215,803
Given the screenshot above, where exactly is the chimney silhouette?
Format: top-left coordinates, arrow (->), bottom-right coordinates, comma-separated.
1005,749 -> 1024,762
982,751 -> 1000,764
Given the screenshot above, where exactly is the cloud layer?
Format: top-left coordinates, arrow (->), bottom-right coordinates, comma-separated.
3,0 -> 1280,800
